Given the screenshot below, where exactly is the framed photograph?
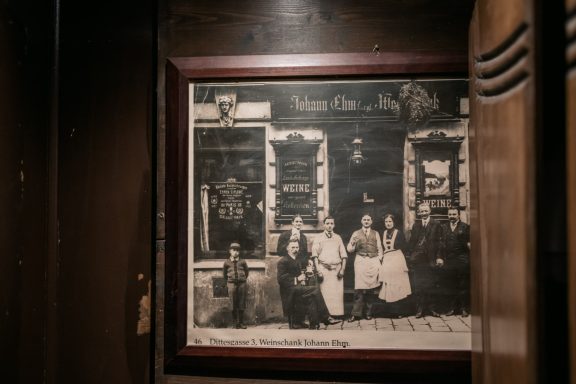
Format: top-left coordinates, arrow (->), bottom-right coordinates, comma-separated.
163,53 -> 471,377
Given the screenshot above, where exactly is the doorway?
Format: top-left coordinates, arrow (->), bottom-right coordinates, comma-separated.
327,122 -> 406,298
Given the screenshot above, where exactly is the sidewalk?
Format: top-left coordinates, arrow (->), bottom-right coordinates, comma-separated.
250,314 -> 471,333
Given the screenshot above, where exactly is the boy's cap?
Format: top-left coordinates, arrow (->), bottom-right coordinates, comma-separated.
229,242 -> 241,249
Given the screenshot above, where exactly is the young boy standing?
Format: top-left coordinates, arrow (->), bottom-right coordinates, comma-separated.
222,242 -> 249,329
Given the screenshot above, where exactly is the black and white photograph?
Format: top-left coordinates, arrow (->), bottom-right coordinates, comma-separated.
187,79 -> 471,351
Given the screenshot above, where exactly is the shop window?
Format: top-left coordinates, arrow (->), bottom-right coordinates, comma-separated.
193,127 -> 265,259
413,142 -> 462,221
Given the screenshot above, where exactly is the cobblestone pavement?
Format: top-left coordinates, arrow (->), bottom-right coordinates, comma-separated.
250,314 -> 471,332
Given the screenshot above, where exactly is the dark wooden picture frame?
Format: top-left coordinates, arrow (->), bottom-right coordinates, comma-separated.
163,52 -> 471,378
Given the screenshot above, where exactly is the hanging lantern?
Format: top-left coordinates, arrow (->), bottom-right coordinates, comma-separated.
350,124 -> 365,166
351,137 -> 364,166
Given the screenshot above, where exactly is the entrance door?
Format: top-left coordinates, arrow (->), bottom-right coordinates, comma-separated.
327,123 -> 405,299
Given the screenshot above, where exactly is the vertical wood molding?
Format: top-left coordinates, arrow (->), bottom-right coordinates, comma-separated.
470,1 -> 537,383
46,1 -> 60,383
567,4 -> 576,384
568,67 -> 576,384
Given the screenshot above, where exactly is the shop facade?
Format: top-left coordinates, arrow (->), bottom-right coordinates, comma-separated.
188,79 -> 469,327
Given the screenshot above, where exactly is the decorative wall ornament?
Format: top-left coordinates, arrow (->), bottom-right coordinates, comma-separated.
215,89 -> 237,127
428,130 -> 448,138
398,81 -> 435,128
286,131 -> 305,141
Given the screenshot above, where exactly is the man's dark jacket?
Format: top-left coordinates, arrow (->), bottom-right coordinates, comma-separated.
276,255 -> 303,316
441,221 -> 470,268
277,231 -> 309,269
407,218 -> 443,267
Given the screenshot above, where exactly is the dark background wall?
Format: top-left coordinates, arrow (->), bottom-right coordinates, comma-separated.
0,1 -> 52,383
54,1 -> 155,383
159,0 -> 473,57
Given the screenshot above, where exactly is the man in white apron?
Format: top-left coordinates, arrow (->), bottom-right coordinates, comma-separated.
311,216 -> 348,317
346,214 -> 383,322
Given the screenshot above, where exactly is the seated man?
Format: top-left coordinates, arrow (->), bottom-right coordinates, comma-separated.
277,240 -> 340,329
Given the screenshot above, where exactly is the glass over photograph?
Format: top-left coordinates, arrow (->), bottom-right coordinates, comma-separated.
186,79 -> 471,351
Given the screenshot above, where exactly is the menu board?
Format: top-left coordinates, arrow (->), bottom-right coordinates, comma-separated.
207,181 -> 262,252
210,182 -> 252,221
271,140 -> 321,224
279,158 -> 313,217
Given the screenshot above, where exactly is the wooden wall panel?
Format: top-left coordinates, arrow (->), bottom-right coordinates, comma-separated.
53,1 -> 154,383
469,3 -> 537,384
475,0 -> 526,56
0,1 -> 52,383
569,68 -> 576,384
567,2 -> 576,383
0,5 -> 27,381
471,0 -> 570,382
162,0 -> 473,57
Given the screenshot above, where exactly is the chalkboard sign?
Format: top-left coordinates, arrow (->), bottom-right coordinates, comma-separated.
280,158 -> 312,215
206,180 -> 263,253
271,137 -> 321,224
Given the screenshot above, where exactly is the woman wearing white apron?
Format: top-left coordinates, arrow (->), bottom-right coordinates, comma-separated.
378,214 -> 411,315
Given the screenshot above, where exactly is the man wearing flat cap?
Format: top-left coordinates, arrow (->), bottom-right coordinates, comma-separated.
222,242 -> 250,328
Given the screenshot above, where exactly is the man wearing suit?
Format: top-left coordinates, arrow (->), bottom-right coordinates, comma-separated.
441,207 -> 471,317
277,215 -> 309,269
276,240 -> 340,329
407,202 -> 444,318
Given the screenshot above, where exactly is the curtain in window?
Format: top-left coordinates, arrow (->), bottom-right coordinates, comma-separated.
200,184 -> 210,251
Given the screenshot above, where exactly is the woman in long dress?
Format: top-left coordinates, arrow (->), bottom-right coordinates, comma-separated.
378,214 -> 411,310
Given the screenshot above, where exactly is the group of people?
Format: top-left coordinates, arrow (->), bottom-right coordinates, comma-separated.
222,202 -> 470,330
275,203 -> 470,329
276,215 -> 343,329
